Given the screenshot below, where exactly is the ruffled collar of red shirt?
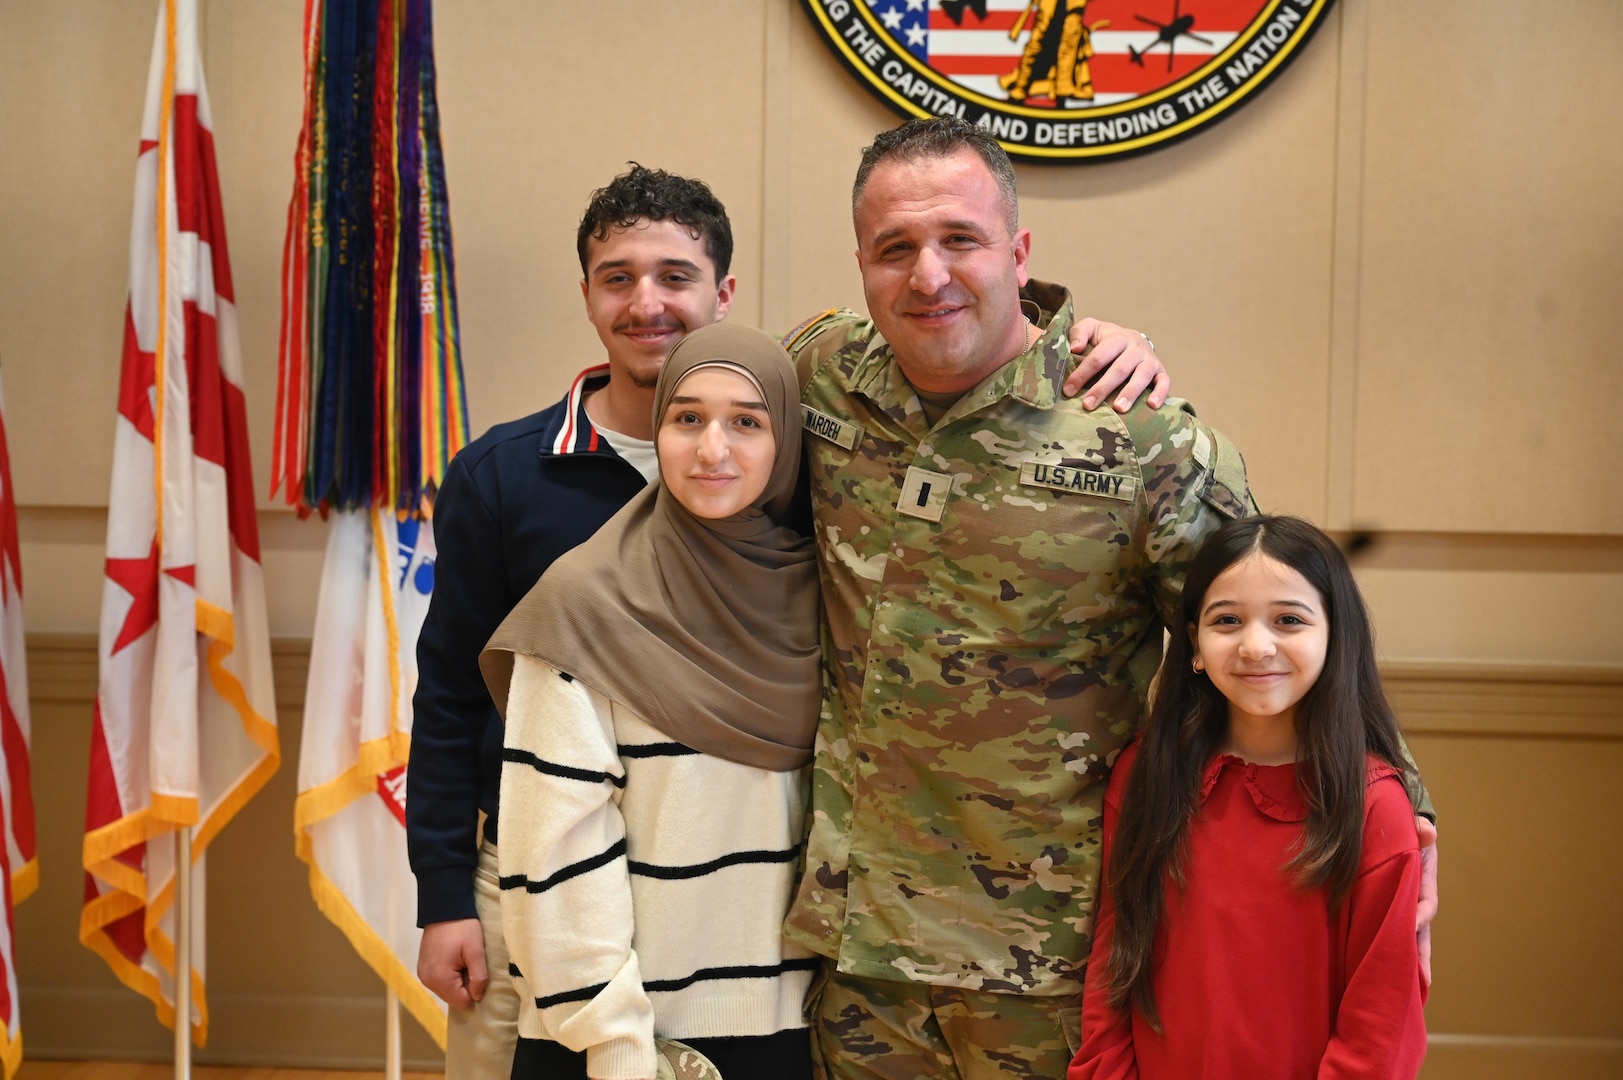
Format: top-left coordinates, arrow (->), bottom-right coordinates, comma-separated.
1198,754 -> 1404,824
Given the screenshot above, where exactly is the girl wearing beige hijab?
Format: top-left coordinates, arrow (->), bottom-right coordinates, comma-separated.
482,323 -> 821,1080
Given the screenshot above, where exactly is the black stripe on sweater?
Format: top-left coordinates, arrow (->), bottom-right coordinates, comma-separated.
500,838 -> 627,894
502,746 -> 626,788
627,845 -> 801,880
534,980 -> 612,1009
616,742 -> 700,759
532,959 -> 823,1010
643,958 -> 824,994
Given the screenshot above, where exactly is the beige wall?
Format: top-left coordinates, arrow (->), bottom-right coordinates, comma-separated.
1,0 -> 1618,1073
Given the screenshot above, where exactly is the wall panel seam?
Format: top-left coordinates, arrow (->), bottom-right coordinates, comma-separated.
1326,0 -> 1368,530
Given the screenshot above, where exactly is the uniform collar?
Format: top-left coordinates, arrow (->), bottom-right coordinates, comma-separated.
539,365 -> 616,457
848,280 -> 1077,415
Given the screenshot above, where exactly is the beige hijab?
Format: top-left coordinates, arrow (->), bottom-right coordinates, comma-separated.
480,322 -> 820,771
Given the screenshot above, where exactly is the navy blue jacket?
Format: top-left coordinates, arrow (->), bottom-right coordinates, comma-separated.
405,368 -> 647,925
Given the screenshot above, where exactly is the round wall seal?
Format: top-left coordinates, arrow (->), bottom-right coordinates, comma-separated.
799,0 -> 1337,162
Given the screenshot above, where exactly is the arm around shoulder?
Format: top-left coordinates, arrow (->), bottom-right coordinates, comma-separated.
1061,318 -> 1170,413
783,309 -> 861,397
1127,403 -> 1258,624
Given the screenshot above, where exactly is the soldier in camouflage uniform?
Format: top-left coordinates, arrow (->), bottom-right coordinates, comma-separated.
780,118 -> 1257,1078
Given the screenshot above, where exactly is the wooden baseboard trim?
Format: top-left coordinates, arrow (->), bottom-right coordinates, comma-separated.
22,985 -> 443,1069
1423,1032 -> 1623,1080
1381,661 -> 1623,740
26,633 -> 313,710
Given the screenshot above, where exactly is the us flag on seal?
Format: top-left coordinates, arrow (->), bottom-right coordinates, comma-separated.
81,0 -> 278,1045
882,0 -> 1255,104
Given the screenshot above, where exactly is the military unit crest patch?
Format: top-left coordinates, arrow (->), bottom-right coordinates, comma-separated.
799,0 -> 1337,162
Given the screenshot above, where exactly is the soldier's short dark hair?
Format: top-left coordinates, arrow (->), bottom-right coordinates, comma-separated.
577,164 -> 734,281
852,116 -> 1019,235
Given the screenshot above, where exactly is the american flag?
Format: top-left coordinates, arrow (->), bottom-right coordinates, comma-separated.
868,0 -> 1261,106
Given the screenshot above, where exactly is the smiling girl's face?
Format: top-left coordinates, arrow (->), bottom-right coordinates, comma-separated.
657,366 -> 776,520
1191,551 -> 1331,745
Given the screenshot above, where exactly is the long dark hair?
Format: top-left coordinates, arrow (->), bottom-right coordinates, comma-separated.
1101,515 -> 1413,1031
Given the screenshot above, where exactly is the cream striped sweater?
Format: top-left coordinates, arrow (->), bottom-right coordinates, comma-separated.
498,656 -> 817,1080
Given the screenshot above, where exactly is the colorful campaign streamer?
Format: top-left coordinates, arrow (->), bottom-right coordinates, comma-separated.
273,0 -> 467,516
276,0 -> 464,1050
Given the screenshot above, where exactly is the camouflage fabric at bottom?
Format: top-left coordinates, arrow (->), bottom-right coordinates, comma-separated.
656,1037 -> 724,1080
813,969 -> 1081,1080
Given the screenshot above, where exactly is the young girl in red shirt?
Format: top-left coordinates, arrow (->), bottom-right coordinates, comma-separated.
1070,515 -> 1427,1080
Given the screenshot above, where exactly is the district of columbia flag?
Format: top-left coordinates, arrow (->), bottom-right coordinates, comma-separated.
294,510 -> 446,1046
82,0 -> 278,1044
0,368 -> 36,1078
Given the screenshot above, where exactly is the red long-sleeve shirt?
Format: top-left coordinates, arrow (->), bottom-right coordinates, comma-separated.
1071,743 -> 1427,1080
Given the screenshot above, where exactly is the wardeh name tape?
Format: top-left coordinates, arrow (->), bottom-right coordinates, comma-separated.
802,405 -> 863,450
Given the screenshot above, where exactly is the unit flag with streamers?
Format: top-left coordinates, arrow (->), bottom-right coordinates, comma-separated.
274,0 -> 466,1048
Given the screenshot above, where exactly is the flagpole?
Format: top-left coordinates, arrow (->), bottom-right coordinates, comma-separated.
385,839 -> 404,1080
174,825 -> 193,1080
385,988 -> 402,1080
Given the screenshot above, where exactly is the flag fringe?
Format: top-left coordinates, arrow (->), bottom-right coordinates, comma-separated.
151,0 -> 178,551
150,966 -> 209,1045
83,806 -> 182,880
82,0 -> 278,1046
186,747 -> 281,864
371,513 -> 407,736
292,732 -> 409,837
84,683 -> 280,867
79,888 -> 143,935
292,507 -> 439,1045
80,727 -> 277,1044
0,1026 -> 20,1080
9,859 -> 36,906
79,917 -> 211,1046
201,633 -> 280,759
194,597 -> 235,649
302,858 -> 447,1049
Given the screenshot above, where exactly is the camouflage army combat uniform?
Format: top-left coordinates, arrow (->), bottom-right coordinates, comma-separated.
784,281 -> 1255,1078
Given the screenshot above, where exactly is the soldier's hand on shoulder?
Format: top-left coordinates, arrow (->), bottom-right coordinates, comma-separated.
1064,318 -> 1169,412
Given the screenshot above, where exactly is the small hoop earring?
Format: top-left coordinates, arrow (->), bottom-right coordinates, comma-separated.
1192,660 -> 1204,674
